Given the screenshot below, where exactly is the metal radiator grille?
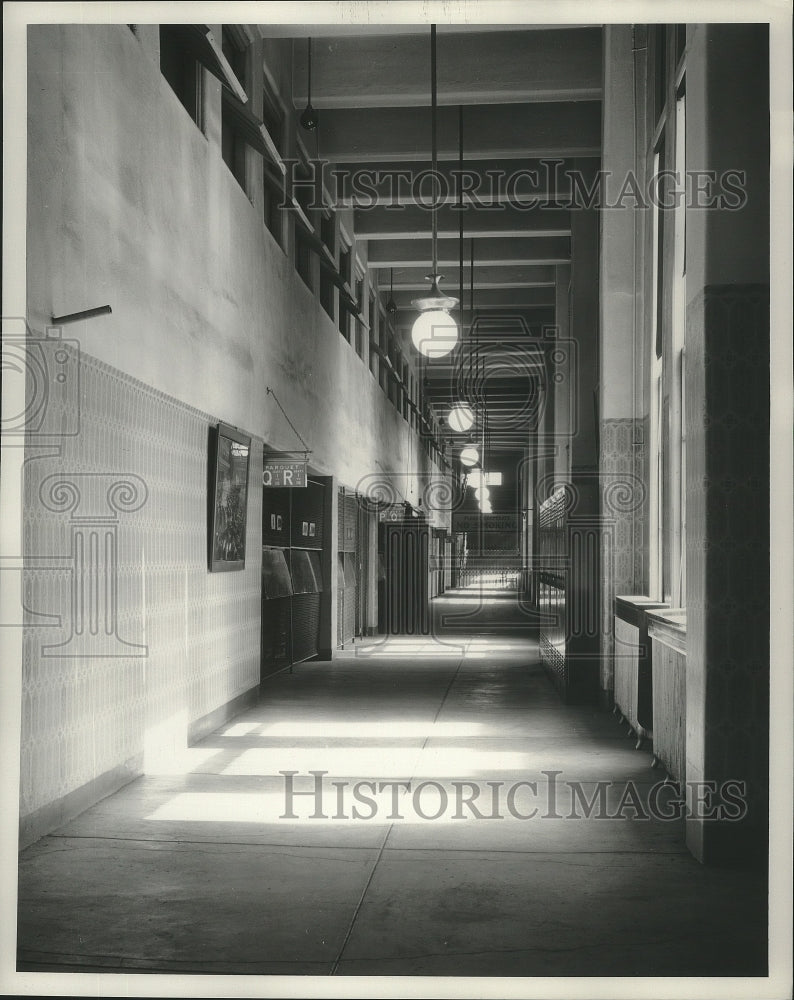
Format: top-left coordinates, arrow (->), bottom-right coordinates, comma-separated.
291,592 -> 321,664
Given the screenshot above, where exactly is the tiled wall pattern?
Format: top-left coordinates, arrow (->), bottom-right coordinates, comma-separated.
636,416 -> 649,589
599,418 -> 647,693
20,346 -> 262,820
685,284 -> 769,852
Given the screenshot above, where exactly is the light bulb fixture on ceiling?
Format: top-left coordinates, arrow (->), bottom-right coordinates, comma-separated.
459,444 -> 480,468
300,37 -> 318,131
447,401 -> 474,433
386,268 -> 397,315
411,25 -> 459,359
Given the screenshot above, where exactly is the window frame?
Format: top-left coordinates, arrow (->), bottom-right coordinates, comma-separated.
159,25 -> 206,130
220,27 -> 251,194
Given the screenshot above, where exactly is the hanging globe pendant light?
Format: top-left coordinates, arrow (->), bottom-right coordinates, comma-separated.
411,25 -> 458,359
412,279 -> 459,358
460,444 -> 480,468
447,401 -> 475,433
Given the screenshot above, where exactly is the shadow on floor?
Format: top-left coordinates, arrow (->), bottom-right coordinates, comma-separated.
17,593 -> 768,977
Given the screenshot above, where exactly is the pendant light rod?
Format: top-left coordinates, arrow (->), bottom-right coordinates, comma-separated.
431,24 -> 438,276
459,105 -> 464,323
470,237 -> 475,393
470,237 -> 475,315
300,37 -> 318,131
307,37 -> 312,102
410,23 -> 458,359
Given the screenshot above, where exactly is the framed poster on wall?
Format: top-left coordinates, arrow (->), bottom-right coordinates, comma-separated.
209,422 -> 251,572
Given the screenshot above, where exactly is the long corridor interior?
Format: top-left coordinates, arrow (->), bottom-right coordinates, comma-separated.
4,5 -> 789,996
17,586 -> 767,977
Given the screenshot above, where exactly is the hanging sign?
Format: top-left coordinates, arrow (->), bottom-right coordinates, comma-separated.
379,503 -> 407,522
453,513 -> 518,535
262,461 -> 307,488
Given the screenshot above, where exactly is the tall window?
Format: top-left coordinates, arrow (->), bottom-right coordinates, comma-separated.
368,298 -> 378,379
319,212 -> 336,318
401,359 -> 410,420
379,305 -> 390,394
649,147 -> 664,601
648,32 -> 687,610
354,276 -> 366,361
338,242 -> 352,341
670,85 -> 687,607
653,25 -> 668,127
386,331 -> 399,406
261,79 -> 285,244
159,26 -> 203,128
294,156 -> 315,290
221,28 -> 249,192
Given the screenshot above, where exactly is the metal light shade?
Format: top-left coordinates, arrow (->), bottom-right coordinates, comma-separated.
300,102 -> 318,131
459,445 -> 480,468
447,402 -> 475,432
411,277 -> 458,358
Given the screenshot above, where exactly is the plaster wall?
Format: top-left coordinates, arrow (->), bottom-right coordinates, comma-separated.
21,24 -> 442,841
26,25 -> 437,495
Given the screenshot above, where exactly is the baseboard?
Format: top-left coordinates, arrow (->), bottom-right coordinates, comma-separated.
19,754 -> 143,851
188,684 -> 260,744
19,685 -> 261,851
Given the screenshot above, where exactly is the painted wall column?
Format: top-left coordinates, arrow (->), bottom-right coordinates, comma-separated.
552,263 -> 572,492
684,24 -> 770,865
598,26 -> 645,704
566,202 -> 601,700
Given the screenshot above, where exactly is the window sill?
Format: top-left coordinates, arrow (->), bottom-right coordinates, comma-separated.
646,608 -> 687,655
614,595 -> 670,628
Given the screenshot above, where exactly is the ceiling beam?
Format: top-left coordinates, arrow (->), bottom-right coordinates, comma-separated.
366,236 -> 571,268
291,28 -> 602,108
354,204 -> 571,240
260,25 -> 594,39
314,102 -> 601,161
389,287 -> 555,310
392,306 -> 556,330
330,157 -> 600,207
382,264 -> 556,289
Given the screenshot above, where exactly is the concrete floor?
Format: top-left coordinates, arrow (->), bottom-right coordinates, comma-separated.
17,589 -> 768,977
